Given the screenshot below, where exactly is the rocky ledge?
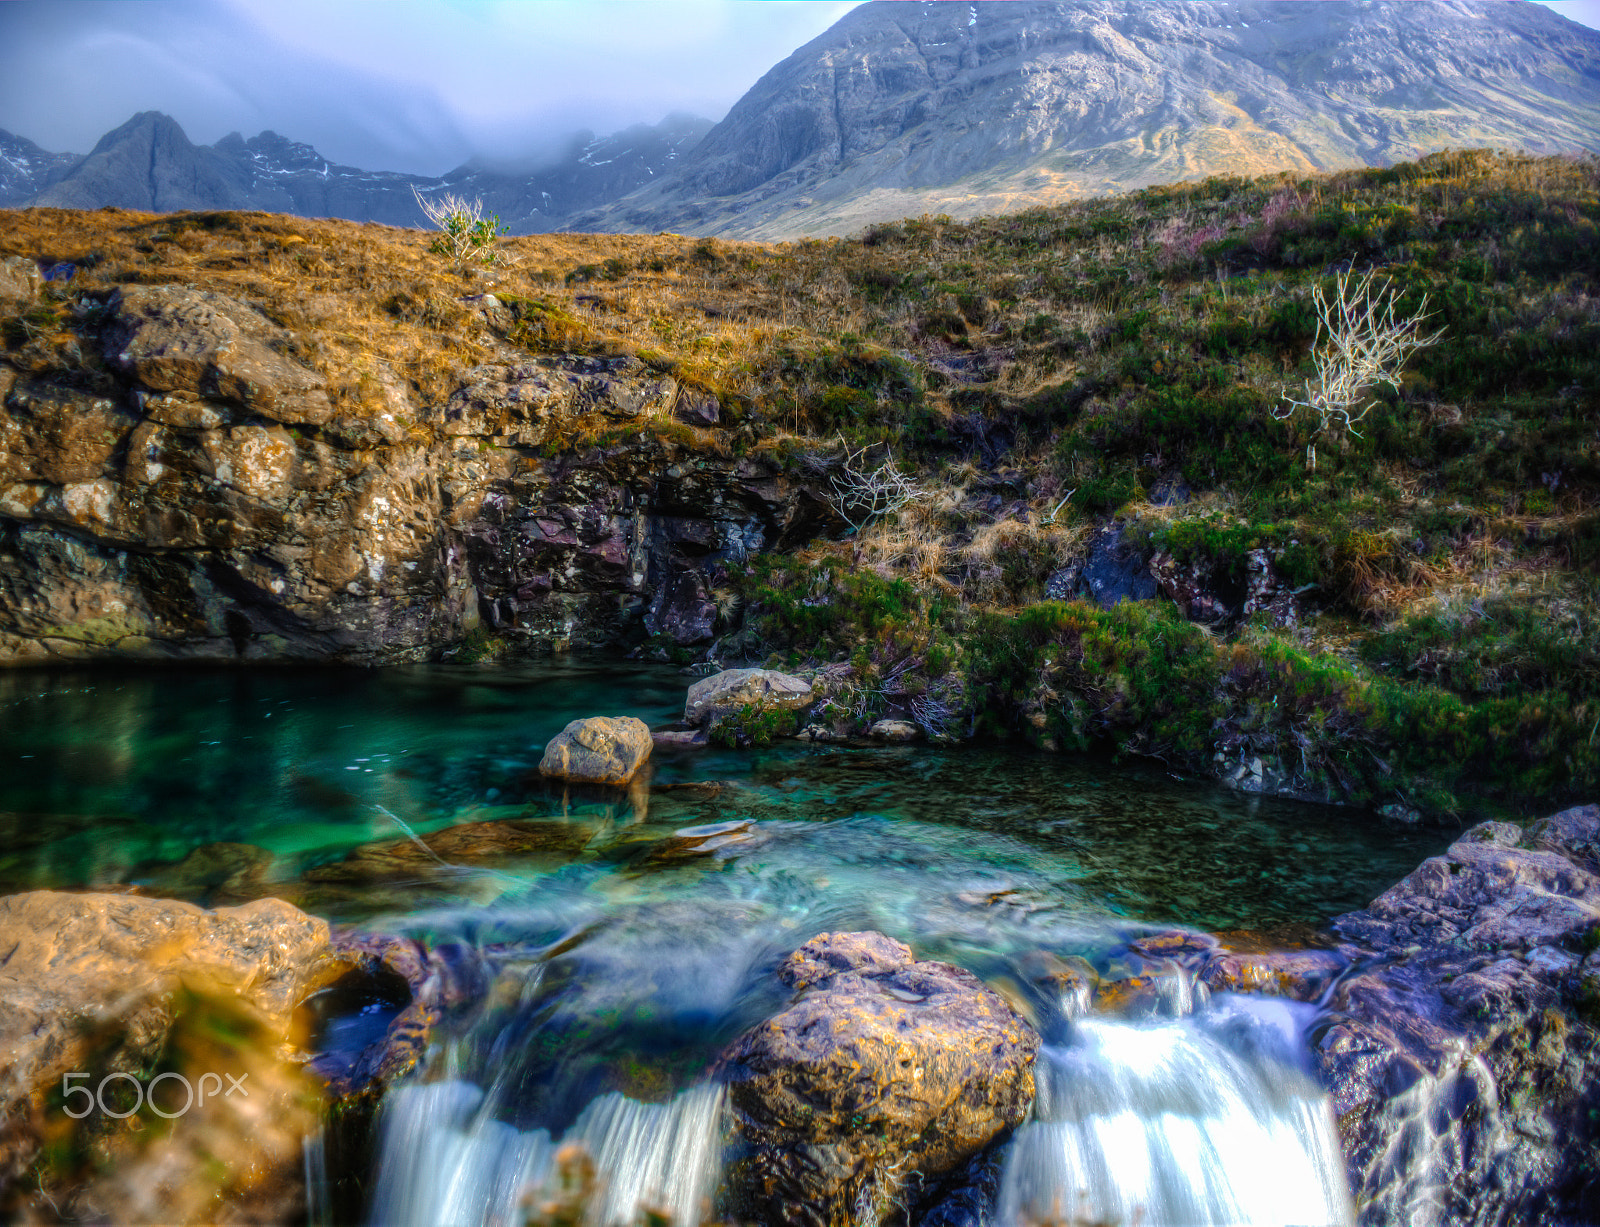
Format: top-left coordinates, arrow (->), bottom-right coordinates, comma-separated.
1,279 -> 826,665
1314,803 -> 1600,1226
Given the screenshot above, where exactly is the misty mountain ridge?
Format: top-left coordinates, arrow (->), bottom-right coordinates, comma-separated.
4,0 -> 1599,240
574,0 -> 1600,239
2,110 -> 714,233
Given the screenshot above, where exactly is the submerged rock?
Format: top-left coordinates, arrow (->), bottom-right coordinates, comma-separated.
539,715 -> 653,784
1313,803 -> 1600,1226
719,930 -> 1038,1227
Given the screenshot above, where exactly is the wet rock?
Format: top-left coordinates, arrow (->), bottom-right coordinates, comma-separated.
133,840 -> 276,905
303,818 -> 593,884
1092,970 -> 1209,1018
642,819 -> 758,865
0,257 -> 42,312
652,726 -> 710,749
1011,950 -> 1097,1032
539,715 -> 653,784
684,667 -> 813,730
720,930 -> 1038,1227
1198,948 -> 1347,1001
1312,804 -> 1600,1226
103,285 -> 335,425
301,932 -> 442,1098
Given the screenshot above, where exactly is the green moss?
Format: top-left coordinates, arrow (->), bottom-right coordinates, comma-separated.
709,702 -> 800,748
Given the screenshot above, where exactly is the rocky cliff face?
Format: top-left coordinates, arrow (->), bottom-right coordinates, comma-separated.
18,111 -> 713,234
0,271 -> 822,667
575,0 -> 1600,239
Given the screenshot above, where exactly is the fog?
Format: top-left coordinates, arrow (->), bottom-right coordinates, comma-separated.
0,0 -> 862,172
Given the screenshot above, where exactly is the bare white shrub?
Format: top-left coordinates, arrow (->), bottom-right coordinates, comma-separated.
410,185 -> 506,266
818,436 -> 928,534
1274,269 -> 1444,469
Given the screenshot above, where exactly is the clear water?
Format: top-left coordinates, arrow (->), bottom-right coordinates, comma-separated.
1,662 -> 1451,1227
0,662 -> 1445,933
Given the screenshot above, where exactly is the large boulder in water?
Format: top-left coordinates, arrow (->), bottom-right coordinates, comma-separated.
539,715 -> 653,784
684,667 -> 813,730
1314,804 -> 1600,1226
719,931 -> 1038,1227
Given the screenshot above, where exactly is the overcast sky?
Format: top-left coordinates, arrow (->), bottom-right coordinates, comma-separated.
0,0 -> 1596,175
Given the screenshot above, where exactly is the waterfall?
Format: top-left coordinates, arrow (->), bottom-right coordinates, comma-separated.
366,1079 -> 726,1227
999,995 -> 1354,1227
565,1083 -> 728,1227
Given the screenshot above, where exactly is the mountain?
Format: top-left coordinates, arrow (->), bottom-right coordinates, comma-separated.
572,0 -> 1600,239
0,130 -> 82,207
16,111 -> 714,232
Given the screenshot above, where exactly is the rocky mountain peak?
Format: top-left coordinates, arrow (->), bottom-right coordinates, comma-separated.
575,0 -> 1600,238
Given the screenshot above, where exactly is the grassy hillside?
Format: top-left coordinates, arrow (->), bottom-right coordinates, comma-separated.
4,147 -> 1598,819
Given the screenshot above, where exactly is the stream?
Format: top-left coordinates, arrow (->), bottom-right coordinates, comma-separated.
0,662 -> 1452,1226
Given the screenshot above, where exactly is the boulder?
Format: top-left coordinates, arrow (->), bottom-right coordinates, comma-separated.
1312,804 -> 1600,1226
0,890 -> 334,1105
719,931 -> 1038,1227
868,718 -> 919,743
103,284 -> 334,425
1079,523 -> 1158,607
0,890 -> 339,1225
0,256 -> 42,313
684,667 -> 813,729
539,715 -> 653,784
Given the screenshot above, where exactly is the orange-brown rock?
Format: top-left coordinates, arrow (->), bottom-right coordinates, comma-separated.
0,889 -> 334,1104
720,930 -> 1037,1227
539,715 -> 653,784
0,890 -> 339,1225
103,285 -> 334,425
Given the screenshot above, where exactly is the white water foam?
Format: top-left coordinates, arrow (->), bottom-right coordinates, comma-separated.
999,997 -> 1354,1227
367,1079 -> 726,1227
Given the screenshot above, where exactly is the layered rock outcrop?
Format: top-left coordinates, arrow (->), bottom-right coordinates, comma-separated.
1312,804 -> 1600,1227
1,281 -> 822,665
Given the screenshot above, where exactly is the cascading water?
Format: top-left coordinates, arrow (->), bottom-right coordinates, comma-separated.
999,993 -> 1354,1227
366,1077 -> 726,1227
3,665 -> 1464,1227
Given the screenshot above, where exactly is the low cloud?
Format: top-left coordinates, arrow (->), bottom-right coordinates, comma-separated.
0,0 -> 861,172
